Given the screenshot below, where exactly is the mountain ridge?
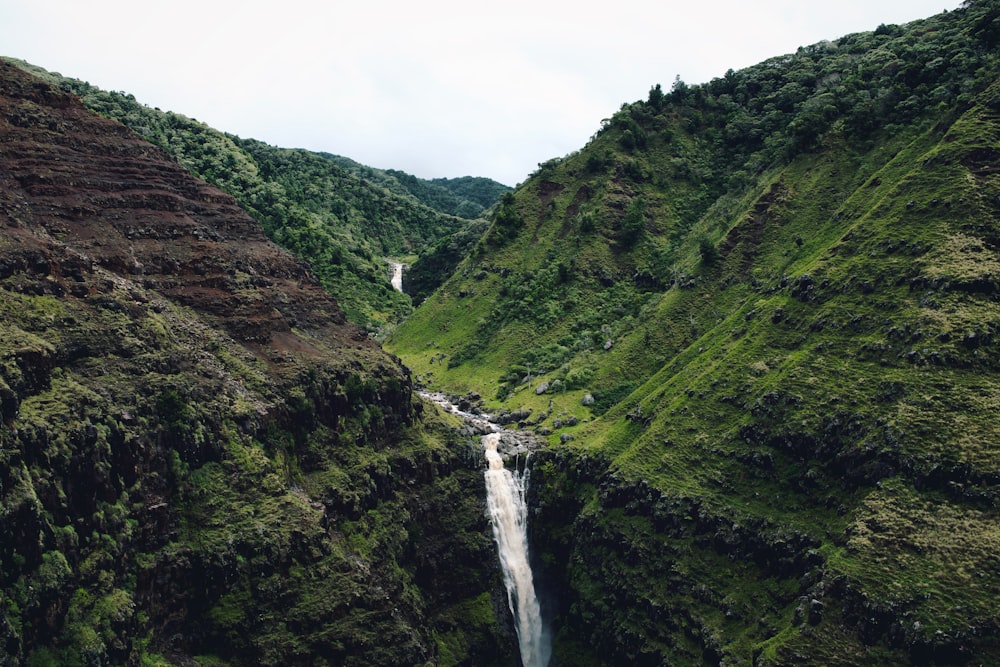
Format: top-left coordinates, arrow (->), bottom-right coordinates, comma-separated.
319,152 -> 511,219
388,2 -> 1000,663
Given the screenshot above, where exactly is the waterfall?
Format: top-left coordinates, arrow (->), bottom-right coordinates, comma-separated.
483,432 -> 551,667
390,262 -> 404,292
420,392 -> 551,665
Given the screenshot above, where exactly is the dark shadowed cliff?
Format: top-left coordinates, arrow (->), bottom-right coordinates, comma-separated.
0,60 -> 515,666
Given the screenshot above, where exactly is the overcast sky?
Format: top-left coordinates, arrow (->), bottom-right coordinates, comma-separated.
2,1 -> 959,185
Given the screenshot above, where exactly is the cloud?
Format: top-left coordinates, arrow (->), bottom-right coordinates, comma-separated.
1,0 -> 960,184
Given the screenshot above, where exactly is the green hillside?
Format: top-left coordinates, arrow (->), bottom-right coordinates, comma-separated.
322,153 -> 511,219
3,59 -> 507,330
388,2 -> 1000,664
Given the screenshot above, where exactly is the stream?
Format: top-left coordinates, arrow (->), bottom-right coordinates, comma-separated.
423,392 -> 551,667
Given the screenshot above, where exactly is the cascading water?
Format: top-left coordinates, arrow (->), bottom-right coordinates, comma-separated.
420,392 -> 551,666
483,432 -> 551,667
390,262 -> 404,292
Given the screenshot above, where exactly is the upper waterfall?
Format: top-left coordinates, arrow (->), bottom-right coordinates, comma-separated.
390,262 -> 404,292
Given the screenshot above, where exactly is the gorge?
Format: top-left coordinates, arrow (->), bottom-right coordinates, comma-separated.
426,393 -> 552,667
3,1 -> 1000,665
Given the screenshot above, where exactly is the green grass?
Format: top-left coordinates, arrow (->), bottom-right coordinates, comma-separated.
391,59 -> 1000,665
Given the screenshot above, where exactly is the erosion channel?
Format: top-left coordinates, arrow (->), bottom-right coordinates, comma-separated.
424,393 -> 552,667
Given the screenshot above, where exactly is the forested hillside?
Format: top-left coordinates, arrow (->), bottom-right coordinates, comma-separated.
322,153 -> 511,219
4,59 -> 509,329
388,2 -> 1000,663
0,60 -> 516,666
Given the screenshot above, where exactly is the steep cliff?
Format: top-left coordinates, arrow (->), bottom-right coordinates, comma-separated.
0,61 -> 514,666
6,57 -> 510,331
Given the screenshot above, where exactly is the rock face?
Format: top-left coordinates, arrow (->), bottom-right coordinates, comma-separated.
0,61 -> 354,353
0,61 -> 515,666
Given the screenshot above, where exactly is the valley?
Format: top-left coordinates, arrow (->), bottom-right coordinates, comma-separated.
2,1 -> 1000,665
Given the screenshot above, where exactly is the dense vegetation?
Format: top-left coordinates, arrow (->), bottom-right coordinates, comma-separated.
4,59 -> 508,330
389,2 -> 1000,664
0,60 -> 516,666
322,153 -> 511,219
4,1 -> 1000,665
403,218 -> 491,306
392,0 -> 1000,411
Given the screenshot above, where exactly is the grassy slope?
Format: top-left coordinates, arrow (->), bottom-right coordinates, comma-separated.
388,4 -> 1000,663
552,90 -> 1000,662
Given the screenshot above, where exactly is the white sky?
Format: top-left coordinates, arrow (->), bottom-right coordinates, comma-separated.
1,0 -> 959,185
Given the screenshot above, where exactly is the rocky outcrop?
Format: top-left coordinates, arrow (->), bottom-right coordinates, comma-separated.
529,445 -> 1000,666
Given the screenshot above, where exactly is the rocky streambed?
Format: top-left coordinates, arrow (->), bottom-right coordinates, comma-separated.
421,391 -> 546,461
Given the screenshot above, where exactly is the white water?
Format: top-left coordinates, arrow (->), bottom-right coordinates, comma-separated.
483,432 -> 551,667
420,391 -> 551,666
390,262 -> 404,292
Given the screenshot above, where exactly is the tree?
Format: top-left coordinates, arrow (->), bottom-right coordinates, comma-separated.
698,236 -> 720,266
621,198 -> 646,246
648,83 -> 665,110
670,75 -> 689,102
486,192 -> 524,247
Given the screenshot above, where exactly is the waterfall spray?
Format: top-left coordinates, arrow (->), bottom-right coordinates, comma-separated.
483,432 -> 550,667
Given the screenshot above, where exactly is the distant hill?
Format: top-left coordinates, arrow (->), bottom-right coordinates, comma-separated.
321,153 -> 511,219
388,2 -> 1000,664
4,58 -> 507,329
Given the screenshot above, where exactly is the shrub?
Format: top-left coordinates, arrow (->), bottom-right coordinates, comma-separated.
621,198 -> 647,247
699,236 -> 720,265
